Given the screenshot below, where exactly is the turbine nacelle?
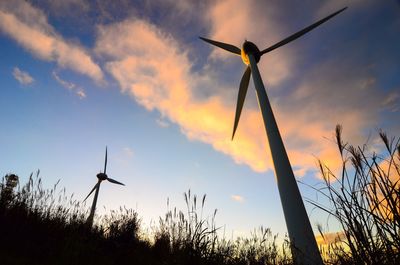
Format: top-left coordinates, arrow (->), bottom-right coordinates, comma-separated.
96,172 -> 108,181
241,41 -> 260,65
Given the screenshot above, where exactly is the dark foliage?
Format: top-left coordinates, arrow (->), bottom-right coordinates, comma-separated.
0,174 -> 291,265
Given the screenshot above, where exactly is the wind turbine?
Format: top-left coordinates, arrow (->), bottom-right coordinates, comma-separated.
84,147 -> 125,226
200,7 -> 347,265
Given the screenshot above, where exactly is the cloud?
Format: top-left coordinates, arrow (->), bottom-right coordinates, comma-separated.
93,10 -> 386,177
123,147 -> 134,158
370,159 -> 400,221
231,195 -> 244,203
156,118 -> 170,128
273,64 -> 385,173
12,67 -> 34,85
43,0 -> 90,16
315,231 -> 346,246
95,19 -> 273,172
52,71 -> 76,90
52,71 -> 86,99
0,1 -> 103,83
205,0 -> 294,87
382,92 -> 400,112
94,1 -> 397,178
76,89 -> 86,99
315,230 -> 348,259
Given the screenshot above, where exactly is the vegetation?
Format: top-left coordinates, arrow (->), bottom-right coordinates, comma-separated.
0,172 -> 291,265
0,126 -> 399,264
308,125 -> 400,264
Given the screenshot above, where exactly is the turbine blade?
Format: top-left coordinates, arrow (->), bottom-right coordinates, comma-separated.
104,146 -> 108,174
260,7 -> 347,55
232,66 -> 251,140
107,177 -> 125,186
199,37 -> 241,55
84,182 -> 100,202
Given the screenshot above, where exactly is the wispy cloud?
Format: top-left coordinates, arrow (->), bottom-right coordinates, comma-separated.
231,195 -> 244,203
52,71 -> 86,99
43,0 -> 90,17
76,89 -> 86,99
382,92 -> 399,112
0,1 -> 103,83
156,118 -> 170,128
52,71 -> 76,90
12,67 -> 34,85
123,147 -> 134,158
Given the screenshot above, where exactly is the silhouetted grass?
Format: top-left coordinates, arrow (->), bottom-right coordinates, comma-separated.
0,174 -> 291,265
2,127 -> 399,264
307,125 -> 400,265
153,191 -> 293,265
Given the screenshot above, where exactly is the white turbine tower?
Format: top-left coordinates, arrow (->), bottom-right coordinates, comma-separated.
200,7 -> 347,265
84,147 -> 125,226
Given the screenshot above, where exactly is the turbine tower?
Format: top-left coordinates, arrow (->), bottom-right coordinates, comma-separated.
200,7 -> 347,265
84,147 -> 125,226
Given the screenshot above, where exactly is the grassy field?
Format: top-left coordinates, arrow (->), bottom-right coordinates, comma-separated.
0,127 -> 399,265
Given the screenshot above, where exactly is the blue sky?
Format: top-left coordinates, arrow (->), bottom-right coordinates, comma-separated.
0,0 -> 399,241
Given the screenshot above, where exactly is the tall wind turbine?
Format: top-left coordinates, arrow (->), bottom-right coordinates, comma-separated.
84,147 -> 125,226
200,7 -> 347,265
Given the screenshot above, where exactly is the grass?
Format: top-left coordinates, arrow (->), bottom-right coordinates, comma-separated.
0,126 -> 399,264
306,125 -> 400,265
0,173 -> 291,265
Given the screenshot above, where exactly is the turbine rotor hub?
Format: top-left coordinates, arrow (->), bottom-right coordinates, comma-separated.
97,172 -> 108,181
241,41 -> 260,65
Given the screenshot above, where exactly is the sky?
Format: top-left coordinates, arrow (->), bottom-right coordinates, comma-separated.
0,0 -> 399,241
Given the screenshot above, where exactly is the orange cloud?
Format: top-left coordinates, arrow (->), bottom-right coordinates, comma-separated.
315,230 -> 348,259
96,19 -> 272,172
94,1 -> 394,178
206,0 -> 294,86
0,1 -> 103,83
94,17 -> 372,176
315,231 -> 346,246
231,195 -> 244,203
368,159 -> 400,221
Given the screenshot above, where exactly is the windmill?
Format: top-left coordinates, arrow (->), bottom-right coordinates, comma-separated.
84,147 -> 125,226
200,7 -> 347,265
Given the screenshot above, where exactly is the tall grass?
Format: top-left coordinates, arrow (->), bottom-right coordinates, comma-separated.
307,125 -> 400,264
153,190 -> 292,264
0,175 -> 291,265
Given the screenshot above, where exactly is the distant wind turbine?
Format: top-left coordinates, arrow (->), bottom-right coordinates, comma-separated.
200,7 -> 347,265
84,147 -> 125,226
